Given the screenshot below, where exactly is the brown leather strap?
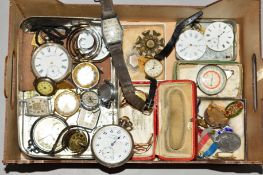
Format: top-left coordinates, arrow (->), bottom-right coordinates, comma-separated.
108,44 -> 146,112
98,0 -> 116,19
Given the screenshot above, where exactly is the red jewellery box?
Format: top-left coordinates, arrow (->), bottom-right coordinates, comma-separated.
155,80 -> 197,161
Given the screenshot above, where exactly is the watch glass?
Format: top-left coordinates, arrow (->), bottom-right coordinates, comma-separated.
31,116 -> 67,153
204,22 -> 234,51
144,59 -> 163,78
31,43 -> 72,82
91,125 -> 134,167
197,65 -> 227,95
176,30 -> 206,60
102,18 -> 123,45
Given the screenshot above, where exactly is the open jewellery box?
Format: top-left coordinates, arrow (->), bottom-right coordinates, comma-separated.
3,0 -> 263,166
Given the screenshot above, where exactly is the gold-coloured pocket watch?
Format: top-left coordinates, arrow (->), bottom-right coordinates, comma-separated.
72,62 -> 100,90
54,90 -> 80,117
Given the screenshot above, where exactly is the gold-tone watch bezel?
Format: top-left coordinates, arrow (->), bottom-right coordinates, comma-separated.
54,90 -> 80,117
72,62 -> 100,89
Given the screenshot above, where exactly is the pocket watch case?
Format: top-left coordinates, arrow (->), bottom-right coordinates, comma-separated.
119,82 -> 156,160
174,61 -> 243,98
155,80 -> 196,161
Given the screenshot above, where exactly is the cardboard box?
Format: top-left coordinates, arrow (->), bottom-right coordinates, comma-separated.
3,0 -> 263,165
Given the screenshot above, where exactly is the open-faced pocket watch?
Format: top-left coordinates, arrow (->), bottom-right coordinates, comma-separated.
33,77 -> 57,96
28,115 -> 68,154
91,125 -> 134,168
31,42 -> 72,82
54,90 -> 81,117
72,62 -> 100,90
24,96 -> 52,116
196,65 -> 234,95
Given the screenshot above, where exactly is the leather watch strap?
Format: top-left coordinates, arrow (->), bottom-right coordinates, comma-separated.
96,0 -> 116,19
108,44 -> 146,111
154,11 -> 203,61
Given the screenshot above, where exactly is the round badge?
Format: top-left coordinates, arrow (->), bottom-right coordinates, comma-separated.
215,132 -> 241,152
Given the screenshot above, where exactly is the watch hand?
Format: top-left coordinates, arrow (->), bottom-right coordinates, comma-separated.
110,136 -> 120,146
38,135 -> 51,141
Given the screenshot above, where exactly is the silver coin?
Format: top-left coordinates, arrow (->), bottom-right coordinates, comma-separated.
215,132 -> 241,152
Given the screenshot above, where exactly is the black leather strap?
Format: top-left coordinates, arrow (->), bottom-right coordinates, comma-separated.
108,44 -> 147,112
96,0 -> 117,19
154,11 -> 203,61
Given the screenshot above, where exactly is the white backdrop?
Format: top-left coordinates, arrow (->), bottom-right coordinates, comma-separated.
0,0 -> 262,174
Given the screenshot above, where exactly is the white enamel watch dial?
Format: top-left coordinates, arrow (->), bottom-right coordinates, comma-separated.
144,59 -> 163,78
72,62 -> 100,89
32,43 -> 72,82
91,125 -> 134,167
54,90 -> 80,117
102,18 -> 123,45
176,30 -> 206,60
81,91 -> 100,111
204,22 -> 234,51
25,96 -> 51,116
31,116 -> 67,153
197,65 -> 227,95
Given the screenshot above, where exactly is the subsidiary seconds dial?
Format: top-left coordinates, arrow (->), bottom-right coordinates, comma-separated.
32,43 -> 72,82
204,22 -> 234,51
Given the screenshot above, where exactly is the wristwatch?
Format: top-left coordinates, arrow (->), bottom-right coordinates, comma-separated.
154,11 -> 203,60
96,0 -> 157,113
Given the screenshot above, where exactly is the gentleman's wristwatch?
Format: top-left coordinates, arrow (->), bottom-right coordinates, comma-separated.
96,0 -> 156,113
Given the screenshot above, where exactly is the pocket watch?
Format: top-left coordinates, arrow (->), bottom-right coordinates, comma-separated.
54,90 -> 80,117
72,62 -> 100,90
98,81 -> 116,108
176,30 -> 206,60
204,22 -> 234,52
28,115 -> 68,154
34,77 -> 57,96
144,59 -> 163,78
25,96 -> 52,116
31,43 -> 72,82
62,128 -> 90,155
91,125 -> 134,168
80,91 -> 100,111
197,65 -> 227,95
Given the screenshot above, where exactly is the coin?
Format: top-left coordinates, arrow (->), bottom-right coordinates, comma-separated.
215,132 -> 241,152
